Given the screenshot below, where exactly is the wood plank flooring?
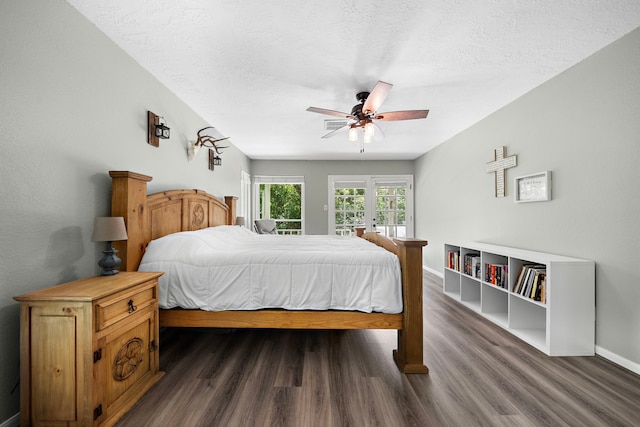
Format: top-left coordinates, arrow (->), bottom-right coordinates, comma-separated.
116,272 -> 640,426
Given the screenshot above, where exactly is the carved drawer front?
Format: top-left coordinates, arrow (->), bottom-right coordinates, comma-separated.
103,317 -> 153,408
95,282 -> 158,331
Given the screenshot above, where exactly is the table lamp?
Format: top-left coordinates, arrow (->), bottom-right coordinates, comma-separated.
92,217 -> 128,276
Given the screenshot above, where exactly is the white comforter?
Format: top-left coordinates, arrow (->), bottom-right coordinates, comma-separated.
138,226 -> 402,313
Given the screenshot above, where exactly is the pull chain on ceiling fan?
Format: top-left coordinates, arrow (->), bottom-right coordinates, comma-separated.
306,81 -> 429,152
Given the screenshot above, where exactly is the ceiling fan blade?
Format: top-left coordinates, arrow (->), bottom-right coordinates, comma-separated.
373,110 -> 429,121
362,81 -> 393,115
307,107 -> 355,120
321,124 -> 349,139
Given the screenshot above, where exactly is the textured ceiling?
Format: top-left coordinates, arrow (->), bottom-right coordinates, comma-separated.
66,0 -> 640,160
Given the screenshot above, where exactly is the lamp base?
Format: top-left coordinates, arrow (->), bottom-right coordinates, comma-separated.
98,242 -> 122,276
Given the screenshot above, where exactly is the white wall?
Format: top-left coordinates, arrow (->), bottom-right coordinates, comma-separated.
0,0 -> 250,422
251,160 -> 414,234
415,26 -> 640,370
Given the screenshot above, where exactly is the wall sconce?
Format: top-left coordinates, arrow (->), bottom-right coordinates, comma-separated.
147,111 -> 170,147
92,217 -> 128,276
209,149 -> 222,170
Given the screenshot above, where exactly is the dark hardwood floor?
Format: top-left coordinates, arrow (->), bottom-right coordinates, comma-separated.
116,273 -> 640,427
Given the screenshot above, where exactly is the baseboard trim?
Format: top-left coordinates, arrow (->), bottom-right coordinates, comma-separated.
596,346 -> 640,376
0,413 -> 19,427
423,265 -> 443,278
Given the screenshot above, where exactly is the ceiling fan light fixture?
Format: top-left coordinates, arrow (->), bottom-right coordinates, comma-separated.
348,126 -> 358,141
364,121 -> 375,139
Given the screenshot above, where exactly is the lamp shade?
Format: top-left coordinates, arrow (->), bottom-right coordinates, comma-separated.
92,217 -> 128,242
235,216 -> 246,226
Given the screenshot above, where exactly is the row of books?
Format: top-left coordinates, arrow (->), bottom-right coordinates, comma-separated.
485,263 -> 508,289
449,250 -> 548,303
447,250 -> 460,271
513,264 -> 547,303
463,253 -> 481,279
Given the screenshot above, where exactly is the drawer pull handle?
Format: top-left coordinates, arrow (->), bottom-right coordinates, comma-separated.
127,299 -> 137,313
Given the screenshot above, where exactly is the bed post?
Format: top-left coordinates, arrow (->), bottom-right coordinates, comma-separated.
393,238 -> 429,374
224,196 -> 238,225
109,171 -> 152,272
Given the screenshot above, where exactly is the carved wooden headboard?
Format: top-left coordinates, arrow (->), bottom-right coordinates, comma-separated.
109,171 -> 237,271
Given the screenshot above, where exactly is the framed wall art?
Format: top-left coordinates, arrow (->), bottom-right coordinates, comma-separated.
514,171 -> 551,203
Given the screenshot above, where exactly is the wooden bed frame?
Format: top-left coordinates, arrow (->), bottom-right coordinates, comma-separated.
109,171 -> 429,373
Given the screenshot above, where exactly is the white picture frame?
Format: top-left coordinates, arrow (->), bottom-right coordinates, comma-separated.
514,171 -> 551,203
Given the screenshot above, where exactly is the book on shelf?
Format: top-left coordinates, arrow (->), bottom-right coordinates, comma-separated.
463,253 -> 481,278
514,266 -> 528,293
447,250 -> 460,271
530,273 -> 540,300
527,269 -> 546,300
472,256 -> 481,279
484,263 -> 508,289
513,264 -> 546,301
533,274 -> 546,302
513,264 -> 533,294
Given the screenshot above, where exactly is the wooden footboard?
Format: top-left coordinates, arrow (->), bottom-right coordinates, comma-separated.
110,171 -> 428,374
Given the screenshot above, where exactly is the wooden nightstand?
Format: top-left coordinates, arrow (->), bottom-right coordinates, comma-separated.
14,272 -> 165,427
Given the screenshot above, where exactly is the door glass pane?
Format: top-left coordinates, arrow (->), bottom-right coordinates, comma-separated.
333,182 -> 366,236
375,182 -> 408,238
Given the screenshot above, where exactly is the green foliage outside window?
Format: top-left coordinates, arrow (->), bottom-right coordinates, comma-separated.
259,184 -> 302,231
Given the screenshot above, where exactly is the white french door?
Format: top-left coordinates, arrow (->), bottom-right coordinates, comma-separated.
328,175 -> 413,238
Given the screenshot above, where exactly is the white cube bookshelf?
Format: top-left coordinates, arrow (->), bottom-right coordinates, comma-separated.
444,242 -> 595,356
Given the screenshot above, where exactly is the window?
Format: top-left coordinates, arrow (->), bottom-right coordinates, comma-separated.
253,176 -> 305,235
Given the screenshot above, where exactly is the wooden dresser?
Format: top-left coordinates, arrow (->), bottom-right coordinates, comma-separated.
14,272 -> 165,427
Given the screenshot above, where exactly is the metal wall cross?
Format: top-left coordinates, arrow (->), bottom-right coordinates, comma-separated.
486,146 -> 517,198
